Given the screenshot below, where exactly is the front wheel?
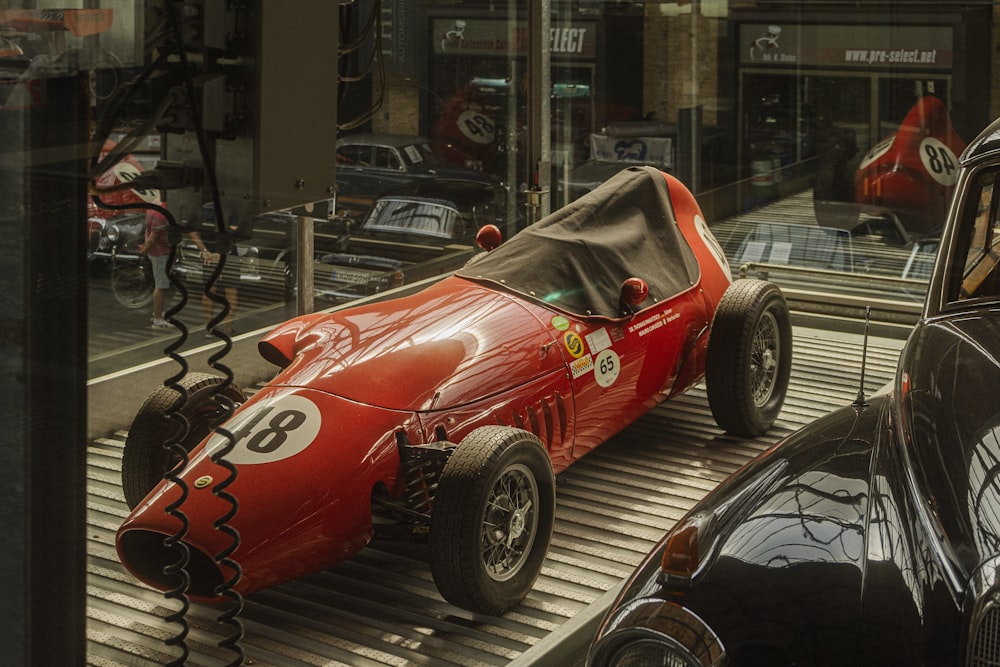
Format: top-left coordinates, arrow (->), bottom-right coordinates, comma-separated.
705,279 -> 792,437
111,256 -> 154,309
121,372 -> 246,509
429,426 -> 555,615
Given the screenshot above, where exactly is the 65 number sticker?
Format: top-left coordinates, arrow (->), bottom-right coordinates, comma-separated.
594,349 -> 620,388
206,393 -> 321,465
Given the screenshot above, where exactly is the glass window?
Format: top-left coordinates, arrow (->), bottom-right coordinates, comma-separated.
950,170 -> 1000,303
9,3 -> 1000,656
338,144 -> 369,166
373,146 -> 398,169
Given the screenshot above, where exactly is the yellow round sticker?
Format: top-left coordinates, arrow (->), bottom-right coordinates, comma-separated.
563,331 -> 585,358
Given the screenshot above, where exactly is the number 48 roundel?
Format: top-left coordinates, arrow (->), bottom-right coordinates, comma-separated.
205,393 -> 322,465
920,137 -> 960,187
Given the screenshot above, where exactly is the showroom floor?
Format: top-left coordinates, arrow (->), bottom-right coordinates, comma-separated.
84,325 -> 905,667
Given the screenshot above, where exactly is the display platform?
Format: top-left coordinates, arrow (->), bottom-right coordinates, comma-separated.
85,325 -> 905,666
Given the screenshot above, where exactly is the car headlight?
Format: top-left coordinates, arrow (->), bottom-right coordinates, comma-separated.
587,600 -> 724,667
607,638 -> 702,667
105,224 -> 120,242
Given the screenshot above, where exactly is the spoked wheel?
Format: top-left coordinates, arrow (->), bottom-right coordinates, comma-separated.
429,426 -> 555,615
111,257 -> 154,309
121,372 -> 246,509
706,279 -> 792,437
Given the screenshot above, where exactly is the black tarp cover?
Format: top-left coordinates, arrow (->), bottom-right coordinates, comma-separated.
457,166 -> 700,319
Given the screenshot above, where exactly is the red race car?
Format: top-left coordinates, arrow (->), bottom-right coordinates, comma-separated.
116,166 -> 792,615
854,94 -> 967,240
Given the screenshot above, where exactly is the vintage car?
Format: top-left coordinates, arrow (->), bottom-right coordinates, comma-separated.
88,141 -> 164,308
587,118 -> 1000,665
115,166 -> 792,615
89,211 -> 159,309
814,95 -> 967,242
174,196 -> 483,304
335,132 -> 506,216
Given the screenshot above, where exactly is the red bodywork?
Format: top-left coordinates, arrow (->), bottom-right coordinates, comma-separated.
117,170 -> 733,599
89,140 -> 150,219
854,95 -> 967,239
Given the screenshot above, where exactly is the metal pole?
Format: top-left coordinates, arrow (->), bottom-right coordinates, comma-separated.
296,215 -> 314,314
527,0 -> 551,223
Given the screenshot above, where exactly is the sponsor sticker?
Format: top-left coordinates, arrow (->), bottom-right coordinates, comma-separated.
586,327 -> 613,353
551,315 -> 570,331
563,331 -> 586,358
571,354 -> 594,378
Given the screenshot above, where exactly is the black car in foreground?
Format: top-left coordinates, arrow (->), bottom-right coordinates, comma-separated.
587,117 -> 1000,666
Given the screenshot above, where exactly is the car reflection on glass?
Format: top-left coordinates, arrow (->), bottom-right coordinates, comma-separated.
315,195 -> 483,301
89,211 -> 157,310
587,114 -> 1000,667
335,132 -> 505,218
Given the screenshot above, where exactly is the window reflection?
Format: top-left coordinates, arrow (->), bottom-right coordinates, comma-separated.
967,425 -> 1000,557
70,2 -> 995,380
953,172 -> 1000,302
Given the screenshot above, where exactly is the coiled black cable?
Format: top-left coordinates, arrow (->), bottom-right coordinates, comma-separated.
164,2 -> 245,663
89,0 -> 247,661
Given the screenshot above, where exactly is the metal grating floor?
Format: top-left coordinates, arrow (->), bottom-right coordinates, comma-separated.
85,325 -> 905,666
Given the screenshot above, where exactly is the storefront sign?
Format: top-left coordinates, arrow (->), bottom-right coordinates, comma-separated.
590,134 -> 673,169
739,23 -> 953,70
433,18 -> 596,58
382,0 -> 414,73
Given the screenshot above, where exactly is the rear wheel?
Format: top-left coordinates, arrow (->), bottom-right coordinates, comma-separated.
121,372 -> 246,509
706,279 -> 791,437
429,426 -> 555,615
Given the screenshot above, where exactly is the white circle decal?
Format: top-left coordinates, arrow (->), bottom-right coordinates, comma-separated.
206,393 -> 321,465
858,135 -> 894,172
457,110 -> 495,144
695,214 -> 730,277
594,349 -> 621,388
919,137 -> 959,187
112,161 -> 159,203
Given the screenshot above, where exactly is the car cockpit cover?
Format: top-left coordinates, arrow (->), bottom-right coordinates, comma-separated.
457,166 -> 700,319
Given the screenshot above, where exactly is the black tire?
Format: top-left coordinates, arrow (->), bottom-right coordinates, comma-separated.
429,426 -> 555,615
121,373 -> 246,509
111,257 -> 154,309
705,279 -> 792,437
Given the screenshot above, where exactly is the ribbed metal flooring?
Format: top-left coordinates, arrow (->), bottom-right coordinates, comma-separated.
85,325 -> 905,666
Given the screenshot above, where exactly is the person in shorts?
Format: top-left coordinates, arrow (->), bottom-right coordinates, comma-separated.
138,203 -> 172,329
188,211 -> 240,338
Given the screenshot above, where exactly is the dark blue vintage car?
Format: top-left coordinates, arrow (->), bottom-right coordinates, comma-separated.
587,116 -> 1000,666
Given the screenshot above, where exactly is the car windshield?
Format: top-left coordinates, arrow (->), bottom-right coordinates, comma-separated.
457,166 -> 700,319
364,198 -> 460,239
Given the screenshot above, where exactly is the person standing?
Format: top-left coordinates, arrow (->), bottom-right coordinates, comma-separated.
188,203 -> 240,337
137,204 -> 172,329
